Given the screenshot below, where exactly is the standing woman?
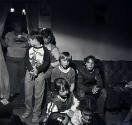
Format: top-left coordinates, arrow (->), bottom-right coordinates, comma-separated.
41,28 -> 60,90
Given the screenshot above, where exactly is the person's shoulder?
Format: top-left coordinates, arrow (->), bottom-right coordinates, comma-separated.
77,63 -> 86,72
69,67 -> 76,73
51,44 -> 59,51
52,66 -> 60,72
5,31 -> 14,37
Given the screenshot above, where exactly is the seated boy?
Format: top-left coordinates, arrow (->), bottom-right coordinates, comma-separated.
77,55 -> 106,115
43,78 -> 79,123
51,52 -> 75,92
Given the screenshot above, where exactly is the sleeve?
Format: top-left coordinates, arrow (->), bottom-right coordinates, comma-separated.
25,48 -> 33,71
70,69 -> 75,84
95,69 -> 103,89
37,47 -> 50,74
51,67 -> 58,83
46,102 -> 58,114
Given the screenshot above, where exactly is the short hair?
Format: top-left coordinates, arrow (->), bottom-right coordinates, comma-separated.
54,78 -> 70,93
29,30 -> 44,45
59,52 -> 72,62
84,55 -> 96,64
41,28 -> 56,45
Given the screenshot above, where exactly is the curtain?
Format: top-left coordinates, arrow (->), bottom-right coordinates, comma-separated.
25,3 -> 40,34
0,3 -> 10,99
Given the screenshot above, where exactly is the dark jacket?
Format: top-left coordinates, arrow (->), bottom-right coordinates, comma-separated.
77,64 -> 103,91
25,46 -> 50,74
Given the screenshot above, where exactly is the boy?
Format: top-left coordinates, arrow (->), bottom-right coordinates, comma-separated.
77,55 -> 106,115
51,52 -> 75,92
22,31 -> 50,123
43,78 -> 79,124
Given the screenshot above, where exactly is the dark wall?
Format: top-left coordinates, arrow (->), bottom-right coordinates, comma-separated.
47,0 -> 132,60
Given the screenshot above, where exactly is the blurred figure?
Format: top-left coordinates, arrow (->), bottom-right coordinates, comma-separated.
3,21 -> 28,102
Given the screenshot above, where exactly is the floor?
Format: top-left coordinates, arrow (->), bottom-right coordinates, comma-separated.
13,106 -> 130,125
11,93 -> 131,125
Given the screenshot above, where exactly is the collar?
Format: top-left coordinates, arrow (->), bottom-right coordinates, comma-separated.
59,66 -> 70,73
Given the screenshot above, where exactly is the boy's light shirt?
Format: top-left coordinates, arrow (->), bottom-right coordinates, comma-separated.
29,46 -> 44,68
58,66 -> 71,73
46,95 -> 79,115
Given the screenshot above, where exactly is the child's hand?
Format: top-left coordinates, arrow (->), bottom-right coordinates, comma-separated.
29,68 -> 38,80
0,99 -> 9,105
92,85 -> 100,94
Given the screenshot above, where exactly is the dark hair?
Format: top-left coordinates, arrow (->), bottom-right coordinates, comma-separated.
84,55 -> 96,64
29,30 -> 44,45
78,98 -> 95,112
59,52 -> 72,62
54,78 -> 70,93
41,28 -> 56,45
45,112 -> 69,125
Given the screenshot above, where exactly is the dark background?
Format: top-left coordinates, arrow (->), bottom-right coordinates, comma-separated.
1,0 -> 131,60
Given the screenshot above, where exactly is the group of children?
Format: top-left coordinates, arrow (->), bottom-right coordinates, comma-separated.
20,28 -> 103,125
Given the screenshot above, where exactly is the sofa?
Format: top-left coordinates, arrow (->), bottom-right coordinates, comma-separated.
72,60 -> 132,110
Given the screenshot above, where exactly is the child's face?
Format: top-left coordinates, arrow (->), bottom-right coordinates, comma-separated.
85,59 -> 95,71
28,38 -> 39,47
59,89 -> 69,98
60,58 -> 70,69
43,36 -> 51,45
81,111 -> 92,124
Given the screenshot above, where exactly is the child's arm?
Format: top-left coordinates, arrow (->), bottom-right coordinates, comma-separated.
50,47 -> 60,67
70,69 -> 76,92
43,102 -> 58,123
37,47 -> 50,74
70,96 -> 79,111
46,102 -> 58,114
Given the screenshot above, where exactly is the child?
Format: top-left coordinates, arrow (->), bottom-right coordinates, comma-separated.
22,31 -> 50,123
71,98 -> 93,125
41,28 -> 60,92
51,52 -> 75,92
77,55 -> 106,115
43,78 -> 79,123
41,28 -> 60,72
